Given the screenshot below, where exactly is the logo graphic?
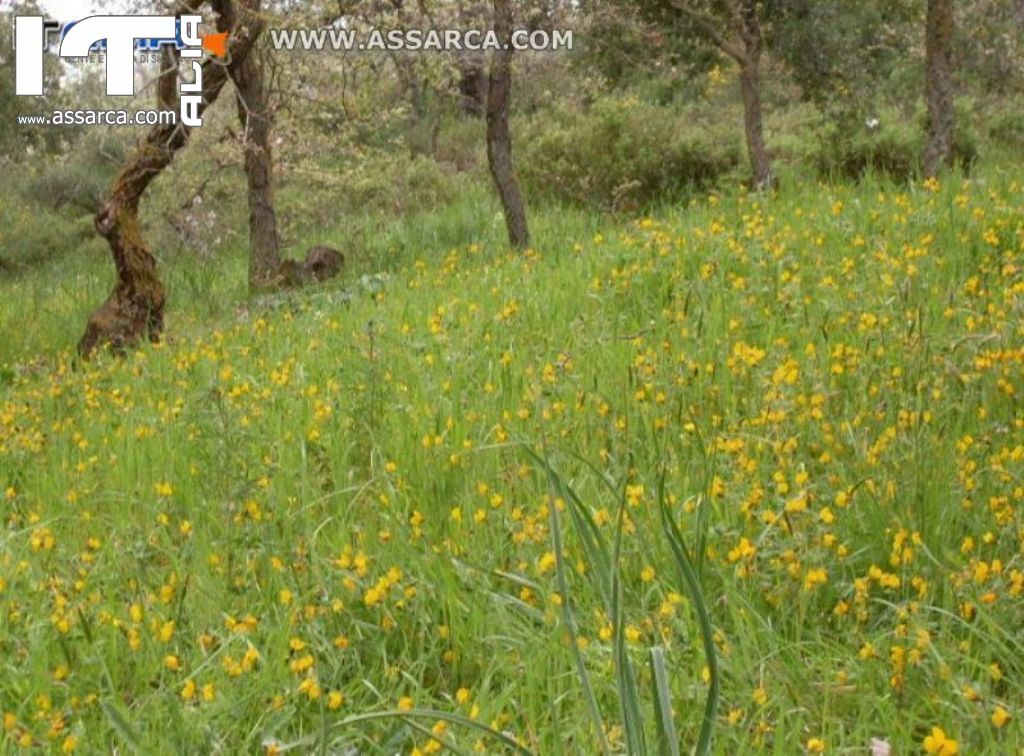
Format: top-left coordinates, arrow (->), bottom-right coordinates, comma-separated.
14,15 -> 227,127
201,31 -> 230,58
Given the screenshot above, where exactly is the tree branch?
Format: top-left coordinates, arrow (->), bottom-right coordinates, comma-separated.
669,0 -> 747,64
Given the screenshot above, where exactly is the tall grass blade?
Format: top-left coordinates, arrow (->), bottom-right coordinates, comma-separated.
100,699 -> 144,754
525,447 -> 646,754
523,446 -> 613,756
610,485 -> 647,755
657,470 -> 718,755
649,646 -> 680,756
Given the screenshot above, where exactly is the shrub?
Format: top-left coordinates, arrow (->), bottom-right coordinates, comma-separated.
0,185 -> 106,272
810,100 -> 979,181
343,153 -> 460,215
518,95 -> 742,211
811,114 -> 918,180
23,132 -> 130,214
985,95 -> 1024,152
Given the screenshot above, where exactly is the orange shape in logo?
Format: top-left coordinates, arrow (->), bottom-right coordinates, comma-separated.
201,32 -> 229,58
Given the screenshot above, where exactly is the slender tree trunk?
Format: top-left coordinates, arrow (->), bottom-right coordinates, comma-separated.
732,1 -> 776,191
235,57 -> 280,289
486,0 -> 530,249
923,0 -> 955,178
738,55 -> 775,190
78,0 -> 262,358
219,0 -> 280,289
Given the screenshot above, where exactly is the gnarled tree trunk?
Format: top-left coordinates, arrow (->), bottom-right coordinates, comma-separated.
219,0 -> 280,290
923,0 -> 955,178
78,0 -> 262,358
486,0 -> 530,249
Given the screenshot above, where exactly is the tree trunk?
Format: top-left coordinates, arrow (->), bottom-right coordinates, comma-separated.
923,0 -> 955,178
731,1 -> 776,191
738,56 -> 775,191
486,0 -> 530,249
220,0 -> 280,289
78,0 -> 262,359
674,0 -> 776,190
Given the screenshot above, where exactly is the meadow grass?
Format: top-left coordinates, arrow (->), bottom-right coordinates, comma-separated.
1,165 -> 1022,753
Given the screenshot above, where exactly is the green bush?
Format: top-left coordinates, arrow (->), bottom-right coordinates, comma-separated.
985,95 -> 1024,152
518,96 -> 742,211
811,100 -> 979,181
952,99 -> 983,169
811,113 -> 918,180
0,185 -> 106,272
343,153 -> 460,215
24,132 -> 129,214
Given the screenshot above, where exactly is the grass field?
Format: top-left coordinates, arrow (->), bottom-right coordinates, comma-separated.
1,166 -> 1022,753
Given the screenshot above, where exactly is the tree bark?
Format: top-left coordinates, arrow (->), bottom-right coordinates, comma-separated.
486,0 -> 530,249
731,1 -> 776,190
78,0 -> 262,358
219,0 -> 280,290
923,0 -> 955,178
738,55 -> 775,191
